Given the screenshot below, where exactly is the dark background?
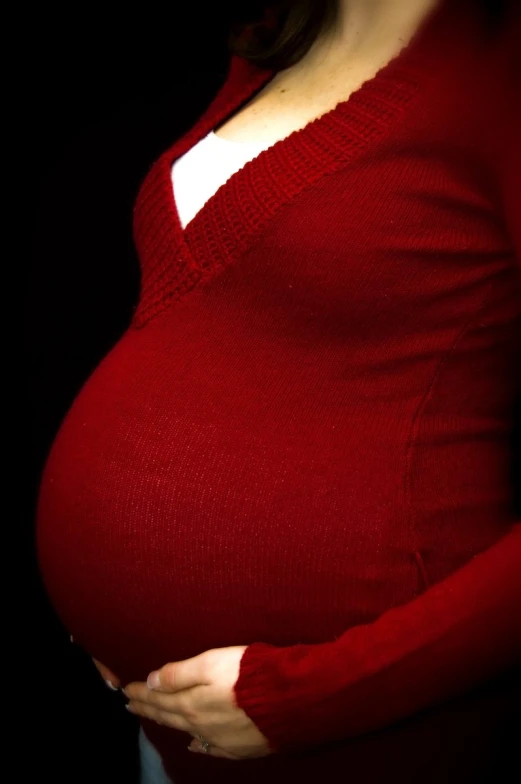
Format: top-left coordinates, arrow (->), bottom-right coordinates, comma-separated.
24,6 -> 246,781
24,4 -> 519,782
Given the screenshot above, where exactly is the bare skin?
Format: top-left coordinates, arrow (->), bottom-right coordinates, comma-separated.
214,0 -> 440,147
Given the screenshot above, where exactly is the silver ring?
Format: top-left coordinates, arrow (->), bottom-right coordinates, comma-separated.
197,734 -> 211,753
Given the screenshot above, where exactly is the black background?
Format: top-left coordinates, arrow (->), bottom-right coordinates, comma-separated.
24,6 -> 243,781
24,4 -> 519,782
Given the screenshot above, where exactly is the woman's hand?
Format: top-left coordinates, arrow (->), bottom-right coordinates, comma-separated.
123,645 -> 273,760
92,658 -> 121,691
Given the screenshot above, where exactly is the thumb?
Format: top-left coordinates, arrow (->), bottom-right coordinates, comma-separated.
93,658 -> 121,690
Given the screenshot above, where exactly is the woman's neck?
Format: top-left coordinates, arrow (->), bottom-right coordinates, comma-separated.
305,0 -> 441,68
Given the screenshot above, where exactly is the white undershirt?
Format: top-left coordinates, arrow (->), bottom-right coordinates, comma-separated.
171,131 -> 271,230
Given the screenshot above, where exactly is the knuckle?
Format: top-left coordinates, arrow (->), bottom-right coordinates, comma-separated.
162,666 -> 177,690
200,650 -> 216,679
166,712 -> 183,730
178,694 -> 199,724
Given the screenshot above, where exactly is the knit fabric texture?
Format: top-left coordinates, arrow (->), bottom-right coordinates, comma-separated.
37,0 -> 521,781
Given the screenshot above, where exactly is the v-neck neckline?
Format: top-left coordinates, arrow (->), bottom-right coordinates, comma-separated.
132,0 -> 467,328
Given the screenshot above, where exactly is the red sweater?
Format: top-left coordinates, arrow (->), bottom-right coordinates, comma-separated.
37,0 -> 521,781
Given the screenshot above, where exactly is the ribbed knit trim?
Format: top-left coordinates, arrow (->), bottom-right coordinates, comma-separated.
132,0 -> 468,328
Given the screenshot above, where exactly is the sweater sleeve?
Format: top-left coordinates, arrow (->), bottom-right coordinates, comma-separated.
234,522 -> 521,754
233,47 -> 521,756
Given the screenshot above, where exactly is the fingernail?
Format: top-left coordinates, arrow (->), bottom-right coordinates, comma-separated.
105,680 -> 118,692
70,635 -> 74,643
147,671 -> 161,689
187,746 -> 196,753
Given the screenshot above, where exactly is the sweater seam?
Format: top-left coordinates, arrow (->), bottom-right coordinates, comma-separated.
403,292 -> 495,583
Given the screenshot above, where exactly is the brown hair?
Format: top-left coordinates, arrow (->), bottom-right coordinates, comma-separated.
227,1 -> 339,71
227,0 -> 507,72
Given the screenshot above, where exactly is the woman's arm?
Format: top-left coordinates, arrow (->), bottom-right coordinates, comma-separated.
234,521 -> 521,753
233,45 -> 521,754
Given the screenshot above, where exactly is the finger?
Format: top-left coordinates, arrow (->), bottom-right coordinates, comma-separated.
124,681 -> 169,705
126,700 -> 191,733
147,652 -> 212,693
124,682 -> 208,718
93,658 -> 121,689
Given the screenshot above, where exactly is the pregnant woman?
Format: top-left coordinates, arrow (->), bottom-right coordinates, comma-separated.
36,0 -> 521,782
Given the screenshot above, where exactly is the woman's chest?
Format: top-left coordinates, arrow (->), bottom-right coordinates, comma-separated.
212,54 -> 400,146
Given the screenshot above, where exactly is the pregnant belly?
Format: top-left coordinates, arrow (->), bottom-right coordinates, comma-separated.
36,322 -> 419,683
